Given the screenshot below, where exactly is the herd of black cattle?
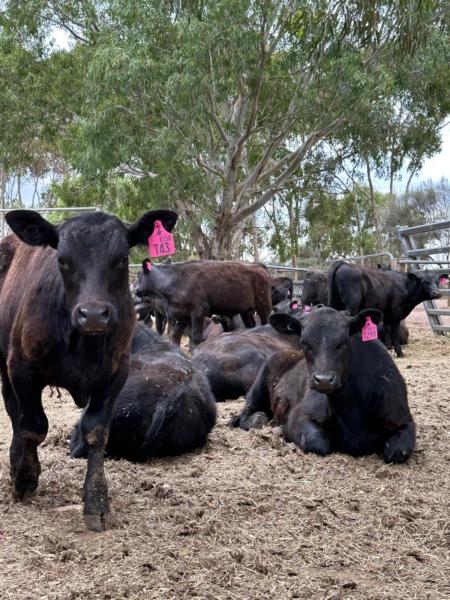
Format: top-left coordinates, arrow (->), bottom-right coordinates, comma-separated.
0,209 -> 446,531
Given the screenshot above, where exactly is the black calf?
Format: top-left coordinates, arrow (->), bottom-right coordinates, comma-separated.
232,307 -> 415,463
70,323 -> 216,462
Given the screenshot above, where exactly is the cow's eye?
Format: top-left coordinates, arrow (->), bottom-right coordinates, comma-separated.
113,257 -> 128,270
58,258 -> 71,272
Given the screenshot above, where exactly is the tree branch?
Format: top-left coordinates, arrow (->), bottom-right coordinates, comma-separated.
231,118 -> 345,225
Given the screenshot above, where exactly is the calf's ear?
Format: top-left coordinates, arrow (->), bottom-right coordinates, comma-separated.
407,272 -> 419,282
127,209 -> 178,247
349,309 -> 383,334
269,313 -> 302,336
6,210 -> 59,248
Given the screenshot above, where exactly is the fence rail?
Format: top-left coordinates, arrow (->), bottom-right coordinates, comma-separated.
396,221 -> 450,335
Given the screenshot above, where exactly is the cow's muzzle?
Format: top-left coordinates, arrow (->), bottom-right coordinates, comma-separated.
432,290 -> 441,299
311,371 -> 338,393
73,302 -> 114,334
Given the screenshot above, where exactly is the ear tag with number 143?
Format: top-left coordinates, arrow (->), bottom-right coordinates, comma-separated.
361,316 -> 378,342
148,220 -> 176,258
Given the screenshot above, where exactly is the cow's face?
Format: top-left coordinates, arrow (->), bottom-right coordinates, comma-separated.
407,271 -> 447,300
270,307 -> 382,394
300,272 -> 327,306
6,209 -> 177,335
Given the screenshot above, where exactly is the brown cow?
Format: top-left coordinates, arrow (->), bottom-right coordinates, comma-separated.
0,208 -> 177,531
135,259 -> 272,347
191,323 -> 299,400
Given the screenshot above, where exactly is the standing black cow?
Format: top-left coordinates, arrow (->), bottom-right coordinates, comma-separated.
0,208 -> 177,531
300,270 -> 328,307
70,323 -> 216,462
232,307 -> 415,463
328,260 -> 446,357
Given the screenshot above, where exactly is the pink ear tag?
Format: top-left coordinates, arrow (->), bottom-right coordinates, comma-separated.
439,275 -> 448,287
144,259 -> 152,272
303,305 -> 311,313
361,316 -> 378,342
148,220 -> 176,258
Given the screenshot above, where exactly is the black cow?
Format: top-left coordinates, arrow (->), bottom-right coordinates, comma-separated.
135,259 -> 272,348
192,324 -> 299,401
0,208 -> 177,531
70,323 -> 216,462
271,276 -> 293,305
328,260 -> 446,357
300,270 -> 328,307
232,307 -> 415,463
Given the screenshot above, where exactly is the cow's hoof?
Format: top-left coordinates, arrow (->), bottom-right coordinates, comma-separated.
13,465 -> 40,499
228,414 -> 241,428
13,480 -> 38,500
302,434 -> 331,457
247,412 -> 268,429
84,513 -> 108,532
383,447 -> 411,464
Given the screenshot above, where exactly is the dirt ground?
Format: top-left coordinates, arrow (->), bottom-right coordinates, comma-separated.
1,324 -> 449,600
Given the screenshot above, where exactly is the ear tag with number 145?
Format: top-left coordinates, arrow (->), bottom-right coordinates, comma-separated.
148,220 -> 176,258
361,316 -> 378,342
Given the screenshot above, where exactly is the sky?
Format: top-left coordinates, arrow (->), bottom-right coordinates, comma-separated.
373,124 -> 450,193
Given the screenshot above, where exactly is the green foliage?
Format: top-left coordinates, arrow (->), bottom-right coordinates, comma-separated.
1,0 -> 449,259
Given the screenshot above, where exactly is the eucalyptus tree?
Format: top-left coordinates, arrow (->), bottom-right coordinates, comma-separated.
2,1 -> 449,258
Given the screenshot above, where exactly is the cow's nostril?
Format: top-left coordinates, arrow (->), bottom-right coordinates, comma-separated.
78,308 -> 88,322
313,372 -> 335,385
75,303 -> 113,333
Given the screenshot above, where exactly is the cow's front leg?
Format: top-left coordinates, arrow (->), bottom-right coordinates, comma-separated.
170,318 -> 187,346
383,421 -> 416,464
229,361 -> 272,430
190,310 -> 206,349
8,361 -> 47,498
390,321 -> 404,357
80,362 -> 128,531
285,391 -> 332,456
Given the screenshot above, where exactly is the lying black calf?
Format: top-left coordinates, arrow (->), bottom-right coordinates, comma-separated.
71,323 -> 217,462
232,307 -> 415,463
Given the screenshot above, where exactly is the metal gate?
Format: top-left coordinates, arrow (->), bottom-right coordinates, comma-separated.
396,220 -> 450,335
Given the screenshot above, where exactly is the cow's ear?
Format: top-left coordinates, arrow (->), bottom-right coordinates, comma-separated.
269,313 -> 302,336
142,258 -> 152,273
6,210 -> 59,249
349,309 -> 383,334
407,272 -> 419,282
127,210 -> 178,247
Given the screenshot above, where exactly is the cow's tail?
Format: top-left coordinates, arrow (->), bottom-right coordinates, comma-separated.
139,401 -> 176,458
327,260 -> 347,309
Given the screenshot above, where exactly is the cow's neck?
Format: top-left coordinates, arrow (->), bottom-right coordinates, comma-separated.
401,280 -> 428,318
148,265 -> 174,296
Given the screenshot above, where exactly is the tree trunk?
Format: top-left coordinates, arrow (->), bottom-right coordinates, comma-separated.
209,222 -> 242,260
365,158 -> 382,253
0,166 -> 7,238
251,212 -> 259,262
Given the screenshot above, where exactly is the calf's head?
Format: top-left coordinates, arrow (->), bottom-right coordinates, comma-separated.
6,209 -> 177,335
406,271 -> 447,301
300,271 -> 328,306
270,306 -> 382,394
